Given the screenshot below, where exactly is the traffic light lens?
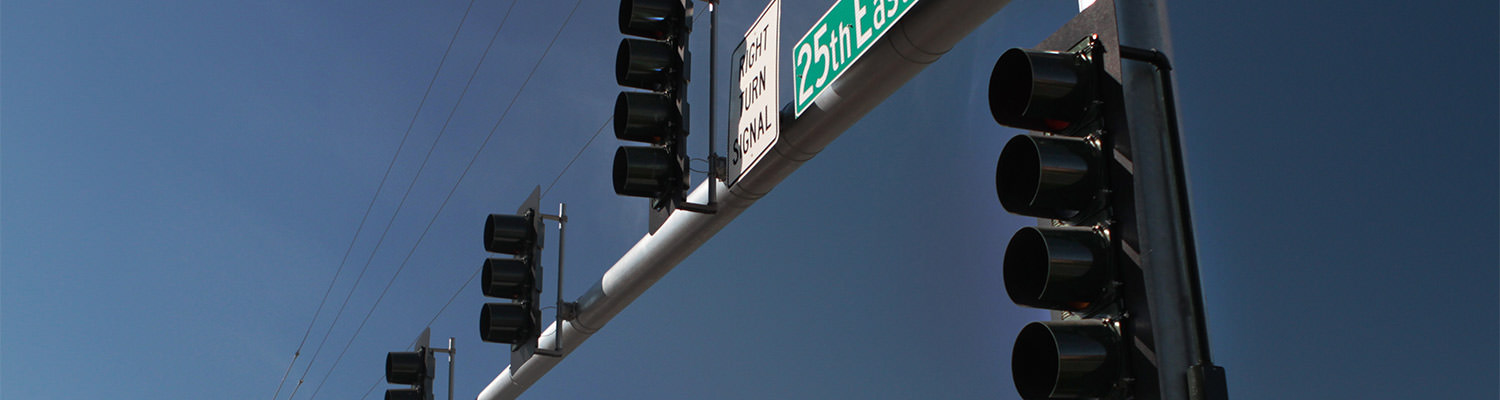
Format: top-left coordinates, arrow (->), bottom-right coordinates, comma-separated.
616,38 -> 682,91
613,146 -> 681,198
988,48 -> 1095,131
484,213 -> 536,255
619,0 -> 684,40
1003,226 -> 1110,311
1012,321 -> 1120,399
1011,322 -> 1058,400
614,91 -> 679,143
995,134 -> 1100,220
990,48 -> 1036,128
385,351 -> 427,385
997,135 -> 1042,214
480,303 -> 539,344
482,258 -> 536,300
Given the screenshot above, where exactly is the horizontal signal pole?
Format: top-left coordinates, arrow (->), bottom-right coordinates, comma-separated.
476,1 -> 1015,398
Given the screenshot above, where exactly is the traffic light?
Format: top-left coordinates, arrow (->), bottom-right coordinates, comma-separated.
989,4 -> 1134,399
993,3 -> 1224,399
992,35 -> 1126,399
385,341 -> 434,400
479,193 -> 543,355
612,0 -> 691,233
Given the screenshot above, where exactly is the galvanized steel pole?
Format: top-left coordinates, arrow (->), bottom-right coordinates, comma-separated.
1113,1 -> 1224,399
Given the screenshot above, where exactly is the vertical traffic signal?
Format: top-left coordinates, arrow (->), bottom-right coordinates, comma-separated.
992,35 -> 1125,399
993,2 -> 1224,399
612,0 -> 691,233
479,196 -> 543,354
385,335 -> 435,400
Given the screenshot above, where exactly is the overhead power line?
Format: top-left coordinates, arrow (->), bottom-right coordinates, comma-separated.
271,1 -> 478,399
304,0 -> 588,398
542,116 -> 612,199
288,0 -> 522,398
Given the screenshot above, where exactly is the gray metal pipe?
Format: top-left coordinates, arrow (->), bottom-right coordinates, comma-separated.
477,1 -> 1013,398
1113,1 -> 1219,399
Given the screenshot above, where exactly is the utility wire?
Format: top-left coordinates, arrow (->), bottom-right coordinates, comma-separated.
271,1 -> 477,399
542,115 -> 612,199
359,375 -> 384,400
362,113 -> 602,398
421,115 -> 608,365
305,1 -> 588,398
283,0 -> 519,398
344,0 -> 683,395
424,265 -> 484,330
360,17 -> 608,400
351,29 -> 605,400
286,1 -> 520,399
360,259 -> 481,400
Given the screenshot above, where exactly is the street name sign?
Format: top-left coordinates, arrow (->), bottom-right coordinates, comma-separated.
727,0 -> 780,187
792,0 -> 919,117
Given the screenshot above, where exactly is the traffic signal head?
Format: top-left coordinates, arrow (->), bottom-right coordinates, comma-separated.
613,146 -> 682,198
618,0 -> 686,40
988,47 -> 1097,132
480,302 -> 538,344
994,48 -> 1122,397
990,24 -> 1139,398
1012,320 -> 1122,399
480,203 -> 543,347
995,134 -> 1103,221
611,0 -> 689,233
484,213 -> 537,255
996,3 -> 1222,398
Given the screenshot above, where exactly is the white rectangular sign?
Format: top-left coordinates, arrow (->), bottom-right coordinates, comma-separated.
727,0 -> 780,187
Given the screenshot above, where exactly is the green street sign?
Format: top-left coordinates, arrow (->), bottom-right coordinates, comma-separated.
792,0 -> 919,117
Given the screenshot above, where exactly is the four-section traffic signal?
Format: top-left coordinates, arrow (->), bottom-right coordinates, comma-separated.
612,0 -> 693,233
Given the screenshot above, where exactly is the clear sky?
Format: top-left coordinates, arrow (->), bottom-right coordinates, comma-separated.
3,1 -> 1496,399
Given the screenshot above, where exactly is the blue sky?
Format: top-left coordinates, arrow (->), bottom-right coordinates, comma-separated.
3,1 -> 1496,399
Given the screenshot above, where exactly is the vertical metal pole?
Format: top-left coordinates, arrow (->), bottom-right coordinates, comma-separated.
446,337 -> 455,400
671,0 -> 719,214
1113,1 -> 1224,399
707,1 -> 719,206
554,203 -> 566,352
